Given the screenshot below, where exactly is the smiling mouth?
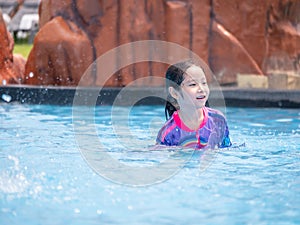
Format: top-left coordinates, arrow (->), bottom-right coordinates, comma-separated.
196,95 -> 206,100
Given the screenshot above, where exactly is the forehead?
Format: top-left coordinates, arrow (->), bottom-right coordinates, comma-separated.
184,65 -> 206,81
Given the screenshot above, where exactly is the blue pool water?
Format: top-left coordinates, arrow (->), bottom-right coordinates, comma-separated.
0,104 -> 299,224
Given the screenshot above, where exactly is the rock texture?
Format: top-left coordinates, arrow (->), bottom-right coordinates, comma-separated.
210,0 -> 300,83
263,0 -> 300,73
0,10 -> 26,85
2,0 -> 300,86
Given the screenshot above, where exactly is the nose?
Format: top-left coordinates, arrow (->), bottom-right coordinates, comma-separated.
197,83 -> 205,92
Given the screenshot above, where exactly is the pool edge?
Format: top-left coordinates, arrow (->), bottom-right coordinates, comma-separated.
0,85 -> 299,108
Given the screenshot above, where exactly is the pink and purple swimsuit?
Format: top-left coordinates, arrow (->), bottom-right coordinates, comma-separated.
156,107 -> 231,149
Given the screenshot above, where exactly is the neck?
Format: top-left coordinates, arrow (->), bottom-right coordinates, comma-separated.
178,107 -> 204,130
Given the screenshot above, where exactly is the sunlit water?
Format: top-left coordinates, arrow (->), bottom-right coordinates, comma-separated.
0,104 -> 299,225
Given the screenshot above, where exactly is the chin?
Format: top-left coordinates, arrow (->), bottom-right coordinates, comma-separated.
195,104 -> 206,109
195,100 -> 207,108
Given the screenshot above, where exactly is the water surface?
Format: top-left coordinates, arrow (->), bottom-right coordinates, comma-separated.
0,104 -> 299,224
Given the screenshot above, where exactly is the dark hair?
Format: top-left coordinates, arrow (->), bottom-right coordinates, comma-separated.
165,59 -> 197,120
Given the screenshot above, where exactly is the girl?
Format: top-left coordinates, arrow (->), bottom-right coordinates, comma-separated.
156,60 -> 231,149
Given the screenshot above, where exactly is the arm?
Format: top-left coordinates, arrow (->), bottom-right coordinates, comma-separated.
219,123 -> 232,148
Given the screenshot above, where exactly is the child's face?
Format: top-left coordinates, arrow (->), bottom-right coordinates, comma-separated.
172,65 -> 210,111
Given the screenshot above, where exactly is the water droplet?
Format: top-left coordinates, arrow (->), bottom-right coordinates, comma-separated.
74,208 -> 80,213
29,72 -> 34,78
1,94 -> 12,102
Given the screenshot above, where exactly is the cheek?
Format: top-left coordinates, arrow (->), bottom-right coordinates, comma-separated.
204,86 -> 210,95
181,90 -> 194,102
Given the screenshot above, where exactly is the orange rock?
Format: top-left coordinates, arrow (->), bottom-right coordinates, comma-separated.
0,10 -> 25,85
210,21 -> 264,84
263,0 -> 300,73
22,0 -> 300,87
0,13 -> 13,66
190,0 -> 210,64
213,0 -> 271,66
12,53 -> 26,80
165,1 -> 190,58
24,16 -> 94,86
39,0 -> 73,28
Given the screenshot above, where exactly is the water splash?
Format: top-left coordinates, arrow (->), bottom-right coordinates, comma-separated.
1,94 -> 12,103
0,155 -> 29,193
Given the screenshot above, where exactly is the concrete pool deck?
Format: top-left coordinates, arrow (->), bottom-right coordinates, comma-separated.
0,85 -> 299,108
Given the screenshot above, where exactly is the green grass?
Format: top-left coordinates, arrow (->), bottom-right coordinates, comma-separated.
13,43 -> 33,59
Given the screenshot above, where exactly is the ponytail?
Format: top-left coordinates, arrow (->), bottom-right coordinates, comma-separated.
165,101 -> 177,120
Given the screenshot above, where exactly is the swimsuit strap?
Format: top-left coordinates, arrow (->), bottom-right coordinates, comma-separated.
173,107 -> 208,132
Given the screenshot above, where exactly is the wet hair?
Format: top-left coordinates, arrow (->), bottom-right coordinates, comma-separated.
165,59 -> 198,120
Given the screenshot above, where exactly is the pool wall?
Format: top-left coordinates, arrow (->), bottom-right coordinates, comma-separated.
0,85 -> 299,108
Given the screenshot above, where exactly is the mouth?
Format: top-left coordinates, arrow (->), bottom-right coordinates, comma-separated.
196,95 -> 206,100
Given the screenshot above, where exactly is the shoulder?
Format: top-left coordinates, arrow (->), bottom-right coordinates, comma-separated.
156,116 -> 178,144
157,116 -> 176,135
206,107 -> 227,120
205,107 -> 228,127
205,107 -> 231,147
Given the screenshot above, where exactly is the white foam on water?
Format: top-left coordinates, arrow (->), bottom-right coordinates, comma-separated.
275,118 -> 293,122
249,123 -> 266,127
0,155 -> 29,194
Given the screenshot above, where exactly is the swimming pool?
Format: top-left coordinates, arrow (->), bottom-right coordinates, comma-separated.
0,103 -> 299,224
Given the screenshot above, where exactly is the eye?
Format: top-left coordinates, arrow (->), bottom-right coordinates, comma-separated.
202,82 -> 207,85
188,83 -> 197,87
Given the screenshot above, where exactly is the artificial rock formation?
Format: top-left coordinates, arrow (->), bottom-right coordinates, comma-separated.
14,0 -> 300,86
0,10 -> 26,85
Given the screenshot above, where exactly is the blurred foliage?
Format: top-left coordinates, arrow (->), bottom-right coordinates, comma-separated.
13,41 -> 33,59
